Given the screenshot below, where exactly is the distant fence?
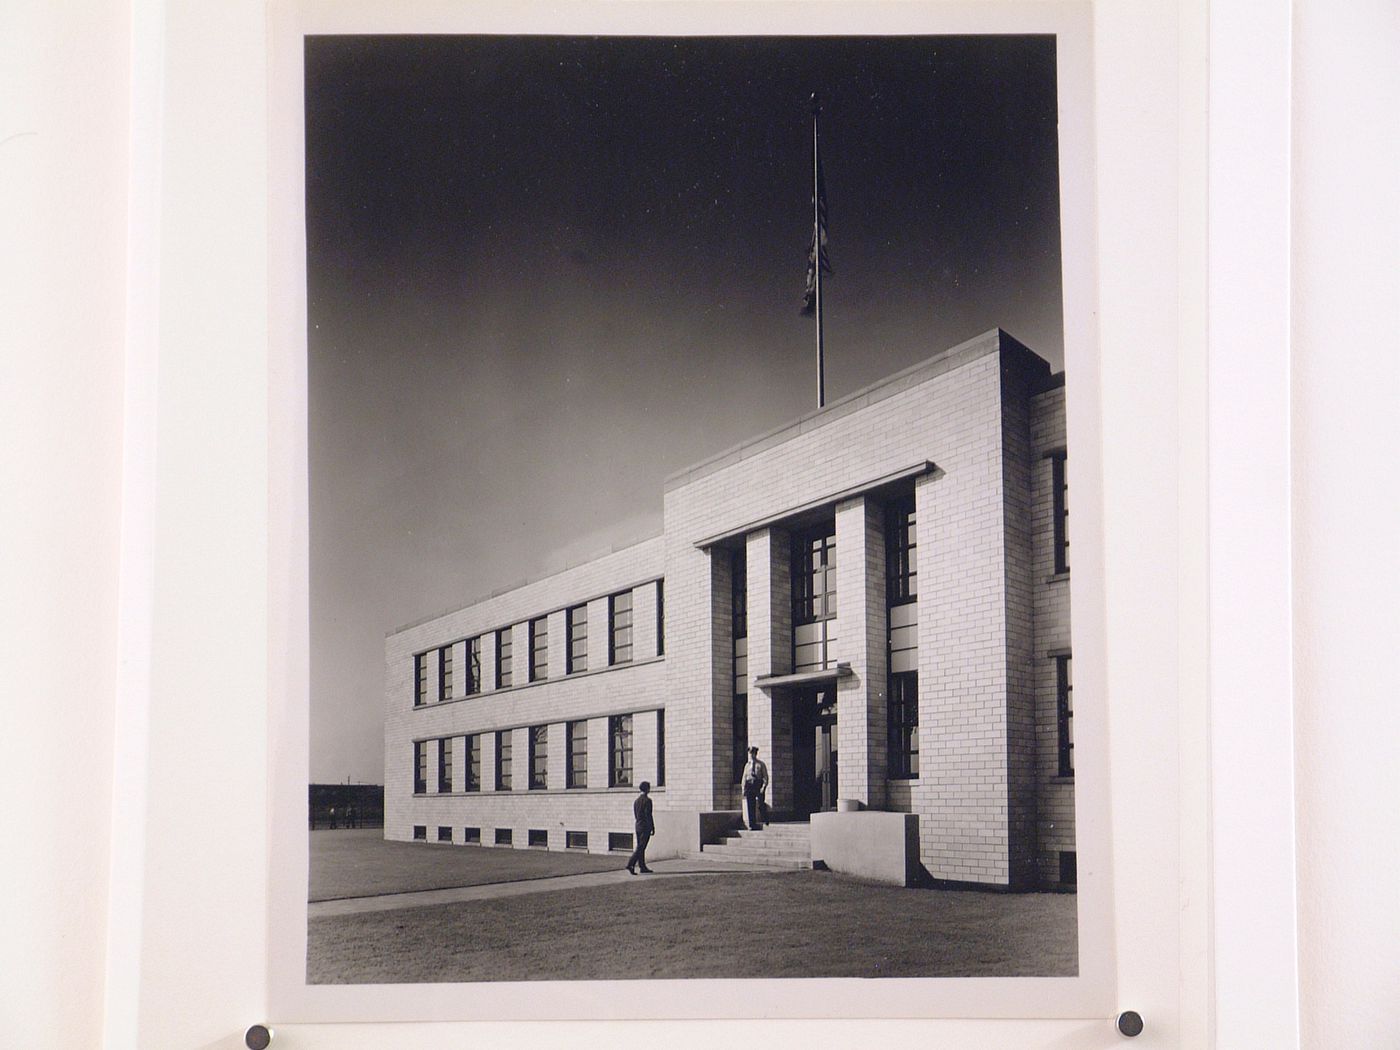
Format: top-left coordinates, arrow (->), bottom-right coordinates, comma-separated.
309,783 -> 384,829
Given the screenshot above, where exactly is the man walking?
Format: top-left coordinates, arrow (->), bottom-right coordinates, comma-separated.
626,781 -> 654,874
742,746 -> 769,830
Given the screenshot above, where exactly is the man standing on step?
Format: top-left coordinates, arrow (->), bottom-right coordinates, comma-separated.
742,746 -> 769,831
626,781 -> 654,874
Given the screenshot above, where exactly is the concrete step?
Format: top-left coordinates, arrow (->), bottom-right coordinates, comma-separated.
683,850 -> 813,871
728,827 -> 811,843
705,845 -> 806,856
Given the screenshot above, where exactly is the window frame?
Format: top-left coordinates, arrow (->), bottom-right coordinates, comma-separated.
656,709 -> 666,786
413,740 -> 427,794
566,604 -> 587,674
566,719 -> 588,789
608,589 -> 633,665
413,652 -> 428,707
465,635 -> 482,694
437,736 -> 453,793
887,671 -> 920,780
792,523 -> 837,671
528,724 -> 548,790
608,713 -> 633,788
885,492 -> 918,604
495,730 -> 512,791
1056,653 -> 1074,777
438,645 -> 453,702
1050,450 -> 1070,575
496,627 -> 513,689
528,616 -> 549,682
464,733 -> 481,792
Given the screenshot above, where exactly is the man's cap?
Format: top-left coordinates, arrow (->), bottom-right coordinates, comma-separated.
639,781 -> 651,792
748,746 -> 759,754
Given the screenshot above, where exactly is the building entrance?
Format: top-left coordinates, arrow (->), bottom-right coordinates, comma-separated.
791,686 -> 838,818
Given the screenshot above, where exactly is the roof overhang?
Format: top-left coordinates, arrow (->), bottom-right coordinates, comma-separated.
754,664 -> 853,690
692,461 -> 938,551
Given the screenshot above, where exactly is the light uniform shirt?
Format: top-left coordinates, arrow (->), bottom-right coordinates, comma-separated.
743,757 -> 768,791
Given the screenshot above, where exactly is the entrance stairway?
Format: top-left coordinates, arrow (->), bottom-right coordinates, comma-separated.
686,822 -> 814,871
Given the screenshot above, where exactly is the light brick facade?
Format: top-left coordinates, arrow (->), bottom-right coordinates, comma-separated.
384,329 -> 1075,888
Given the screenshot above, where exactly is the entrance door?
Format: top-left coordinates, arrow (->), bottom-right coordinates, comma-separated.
792,687 -> 838,818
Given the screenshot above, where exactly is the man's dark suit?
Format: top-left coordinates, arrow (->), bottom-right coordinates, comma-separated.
627,789 -> 654,873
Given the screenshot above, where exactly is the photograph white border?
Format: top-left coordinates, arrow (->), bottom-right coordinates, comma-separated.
268,0 -> 1119,1028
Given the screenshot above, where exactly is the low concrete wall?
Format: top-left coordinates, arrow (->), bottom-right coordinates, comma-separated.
650,809 -> 744,859
810,811 -> 920,886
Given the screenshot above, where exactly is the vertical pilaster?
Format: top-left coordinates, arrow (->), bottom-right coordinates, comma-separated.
746,527 -> 793,814
834,495 -> 888,808
633,580 -> 659,660
633,709 -> 659,787
479,633 -> 496,695
451,733 -> 466,795
586,596 -> 610,672
546,721 -> 567,794
546,608 -> 567,682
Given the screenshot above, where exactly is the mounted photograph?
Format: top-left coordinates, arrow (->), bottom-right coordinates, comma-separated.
303,29 -> 1083,989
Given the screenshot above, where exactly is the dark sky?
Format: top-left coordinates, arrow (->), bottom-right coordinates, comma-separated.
306,34 -> 1063,783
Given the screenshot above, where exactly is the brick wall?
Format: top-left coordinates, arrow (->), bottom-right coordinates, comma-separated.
384,537 -> 666,845
1031,382 -> 1076,884
383,331 -> 1074,886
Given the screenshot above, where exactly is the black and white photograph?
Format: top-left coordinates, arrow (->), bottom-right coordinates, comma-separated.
305,29 -> 1082,988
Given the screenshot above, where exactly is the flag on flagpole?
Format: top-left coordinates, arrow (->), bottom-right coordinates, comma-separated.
800,149 -> 831,315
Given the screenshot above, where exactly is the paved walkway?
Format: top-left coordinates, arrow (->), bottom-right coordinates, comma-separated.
309,856 -> 777,918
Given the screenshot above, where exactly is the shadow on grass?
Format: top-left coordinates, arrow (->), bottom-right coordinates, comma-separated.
309,868 -> 1077,983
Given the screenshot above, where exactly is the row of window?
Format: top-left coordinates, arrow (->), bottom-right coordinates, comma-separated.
411,826 -> 638,852
414,584 -> 663,706
413,712 -> 663,794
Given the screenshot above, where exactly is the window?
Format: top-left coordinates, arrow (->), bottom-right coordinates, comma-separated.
466,635 -> 482,694
437,825 -> 452,843
887,672 -> 919,779
412,825 -> 426,841
1056,654 -> 1074,776
609,714 -> 633,788
567,720 -> 588,788
888,601 -> 918,674
465,733 -> 481,792
609,590 -> 633,665
529,724 -> 548,790
566,605 -> 587,673
608,832 -> 634,852
792,525 -> 837,671
413,653 -> 427,706
495,731 -> 512,791
528,829 -> 548,848
439,645 -> 453,701
656,709 -> 666,787
495,828 -> 513,846
496,627 -> 513,688
656,581 -> 665,656
438,736 -> 453,793
413,741 -> 427,794
886,493 -> 918,603
529,616 -> 548,681
463,826 -> 481,844
1051,451 -> 1070,574
566,831 -> 588,850
732,551 -> 747,639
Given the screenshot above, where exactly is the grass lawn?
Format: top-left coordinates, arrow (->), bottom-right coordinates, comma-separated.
309,869 -> 1077,983
310,829 -> 628,901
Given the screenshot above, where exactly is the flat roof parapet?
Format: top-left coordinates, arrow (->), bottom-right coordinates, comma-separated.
663,328 -> 1051,493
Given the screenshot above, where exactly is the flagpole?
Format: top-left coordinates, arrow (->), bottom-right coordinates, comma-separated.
812,92 -> 825,409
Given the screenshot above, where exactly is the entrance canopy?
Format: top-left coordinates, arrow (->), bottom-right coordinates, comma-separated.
754,664 -> 852,691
